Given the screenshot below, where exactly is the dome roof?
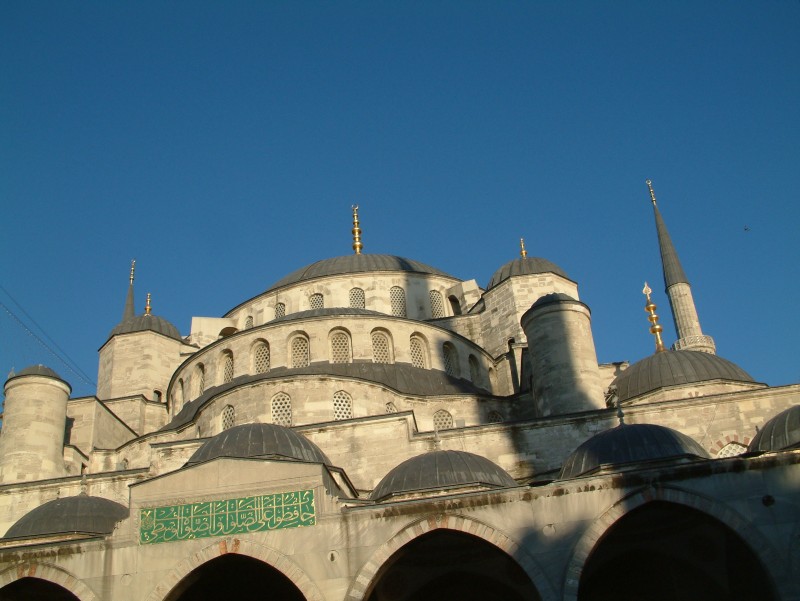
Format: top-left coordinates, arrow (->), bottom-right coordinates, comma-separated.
748,405 -> 800,452
186,423 -> 331,466
487,257 -> 569,290
611,350 -> 755,402
559,423 -> 710,479
108,314 -> 182,341
371,450 -> 517,501
267,254 -> 454,292
530,292 -> 578,308
3,495 -> 128,539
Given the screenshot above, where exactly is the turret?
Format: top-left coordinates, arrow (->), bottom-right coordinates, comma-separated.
521,293 -> 604,416
0,365 -> 71,483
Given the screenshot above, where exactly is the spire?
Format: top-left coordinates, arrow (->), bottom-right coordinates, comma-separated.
642,282 -> 666,353
144,293 -> 152,316
520,238 -> 528,258
647,180 -> 688,288
351,205 -> 363,255
122,259 -> 136,322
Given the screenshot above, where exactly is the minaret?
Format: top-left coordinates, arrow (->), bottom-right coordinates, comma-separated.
647,180 -> 716,354
123,259 -> 136,322
352,205 -> 363,255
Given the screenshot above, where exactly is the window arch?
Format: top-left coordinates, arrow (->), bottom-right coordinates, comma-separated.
253,341 -> 270,374
390,286 -> 406,317
487,410 -> 503,424
448,295 -> 462,315
349,287 -> 366,309
195,364 -> 206,396
274,302 -> 286,319
468,354 -> 481,385
244,315 -> 253,329
371,330 -> 393,364
410,335 -> 427,369
221,351 -> 234,384
443,343 -> 460,377
333,390 -> 353,420
291,334 -> 310,368
429,290 -> 445,318
174,378 -> 185,414
221,405 -> 235,430
309,293 -> 324,310
330,330 -> 352,363
385,402 -> 398,414
271,392 -> 292,426
433,409 -> 453,431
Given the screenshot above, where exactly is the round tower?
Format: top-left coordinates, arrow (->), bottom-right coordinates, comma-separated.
0,365 -> 71,483
521,293 -> 604,416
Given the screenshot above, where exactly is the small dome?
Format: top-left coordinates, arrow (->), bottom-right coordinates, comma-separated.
530,292 -> 578,308
487,257 -> 569,290
267,254 -> 454,292
16,364 -> 62,378
3,495 -> 128,539
371,450 -> 517,501
611,350 -> 755,402
108,314 -> 182,341
748,405 -> 800,452
186,423 -> 331,466
559,423 -> 710,479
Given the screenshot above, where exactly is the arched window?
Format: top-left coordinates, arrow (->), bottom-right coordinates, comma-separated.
371,330 -> 393,364
330,330 -> 352,363
291,335 -> 310,368
221,405 -> 235,430
253,341 -> 270,374
429,290 -> 445,318
154,389 -> 163,403
195,364 -> 206,396
433,409 -> 453,431
309,293 -> 324,310
333,390 -> 353,420
717,442 -> 747,458
487,410 -> 503,424
410,335 -> 427,369
349,287 -> 365,309
385,402 -> 398,414
468,354 -> 481,385
443,343 -> 460,377
448,295 -> 462,315
244,315 -> 253,329
271,392 -> 292,426
275,303 -> 286,319
390,286 -> 406,317
174,379 -> 184,413
222,351 -> 234,384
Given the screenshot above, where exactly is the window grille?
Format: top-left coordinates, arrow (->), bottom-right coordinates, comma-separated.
410,336 -> 426,369
272,393 -> 292,426
291,336 -> 310,368
310,293 -> 324,310
390,287 -> 406,317
330,331 -> 351,363
275,303 -> 286,318
196,364 -> 205,395
469,355 -> 481,384
222,353 -> 234,383
487,410 -> 503,424
429,290 -> 445,318
244,315 -> 253,329
221,405 -> 235,430
350,288 -> 365,309
443,343 -> 459,377
385,402 -> 398,414
372,331 -> 391,364
333,391 -> 353,420
433,409 -> 453,431
254,342 -> 270,374
717,442 -> 747,458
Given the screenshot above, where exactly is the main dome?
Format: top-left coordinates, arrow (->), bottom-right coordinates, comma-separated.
487,257 -> 569,290
3,495 -> 128,539
266,254 -> 455,292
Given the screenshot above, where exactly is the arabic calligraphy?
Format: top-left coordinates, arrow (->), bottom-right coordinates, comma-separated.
139,489 -> 316,544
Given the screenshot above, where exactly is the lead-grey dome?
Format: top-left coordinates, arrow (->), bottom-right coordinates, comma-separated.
108,314 -> 182,341
559,423 -> 710,479
186,423 -> 332,466
748,405 -> 800,452
611,350 -> 755,402
487,257 -> 569,290
371,450 -> 517,501
267,254 -> 454,292
3,495 -> 128,539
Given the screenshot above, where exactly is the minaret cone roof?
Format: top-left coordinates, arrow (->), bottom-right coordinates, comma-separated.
648,181 -> 688,289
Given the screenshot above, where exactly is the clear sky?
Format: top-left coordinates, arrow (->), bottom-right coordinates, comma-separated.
2,2 -> 798,399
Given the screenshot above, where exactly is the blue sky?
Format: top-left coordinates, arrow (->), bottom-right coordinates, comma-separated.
2,2 -> 798,398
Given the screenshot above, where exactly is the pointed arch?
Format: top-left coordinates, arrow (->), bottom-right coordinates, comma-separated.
0,563 -> 98,601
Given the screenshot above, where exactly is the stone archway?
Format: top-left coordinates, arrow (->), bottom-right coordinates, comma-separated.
0,564 -> 97,601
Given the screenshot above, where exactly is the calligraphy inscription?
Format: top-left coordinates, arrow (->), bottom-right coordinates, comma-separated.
139,489 -> 315,544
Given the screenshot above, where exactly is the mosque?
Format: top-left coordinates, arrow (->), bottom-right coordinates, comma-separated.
0,182 -> 797,601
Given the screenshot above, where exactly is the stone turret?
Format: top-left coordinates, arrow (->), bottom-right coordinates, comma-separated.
0,365 -> 71,483
521,293 -> 604,416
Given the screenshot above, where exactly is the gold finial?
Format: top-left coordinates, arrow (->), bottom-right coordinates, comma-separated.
642,282 -> 666,353
646,179 -> 657,205
520,238 -> 528,258
351,205 -> 363,255
129,259 -> 136,284
145,293 -> 152,316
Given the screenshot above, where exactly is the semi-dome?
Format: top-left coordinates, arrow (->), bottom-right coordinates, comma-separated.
611,350 -> 755,402
371,450 -> 517,501
487,257 -> 569,290
3,495 -> 128,539
748,405 -> 800,452
186,423 -> 332,466
559,423 -> 710,479
267,254 -> 454,292
108,314 -> 182,341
